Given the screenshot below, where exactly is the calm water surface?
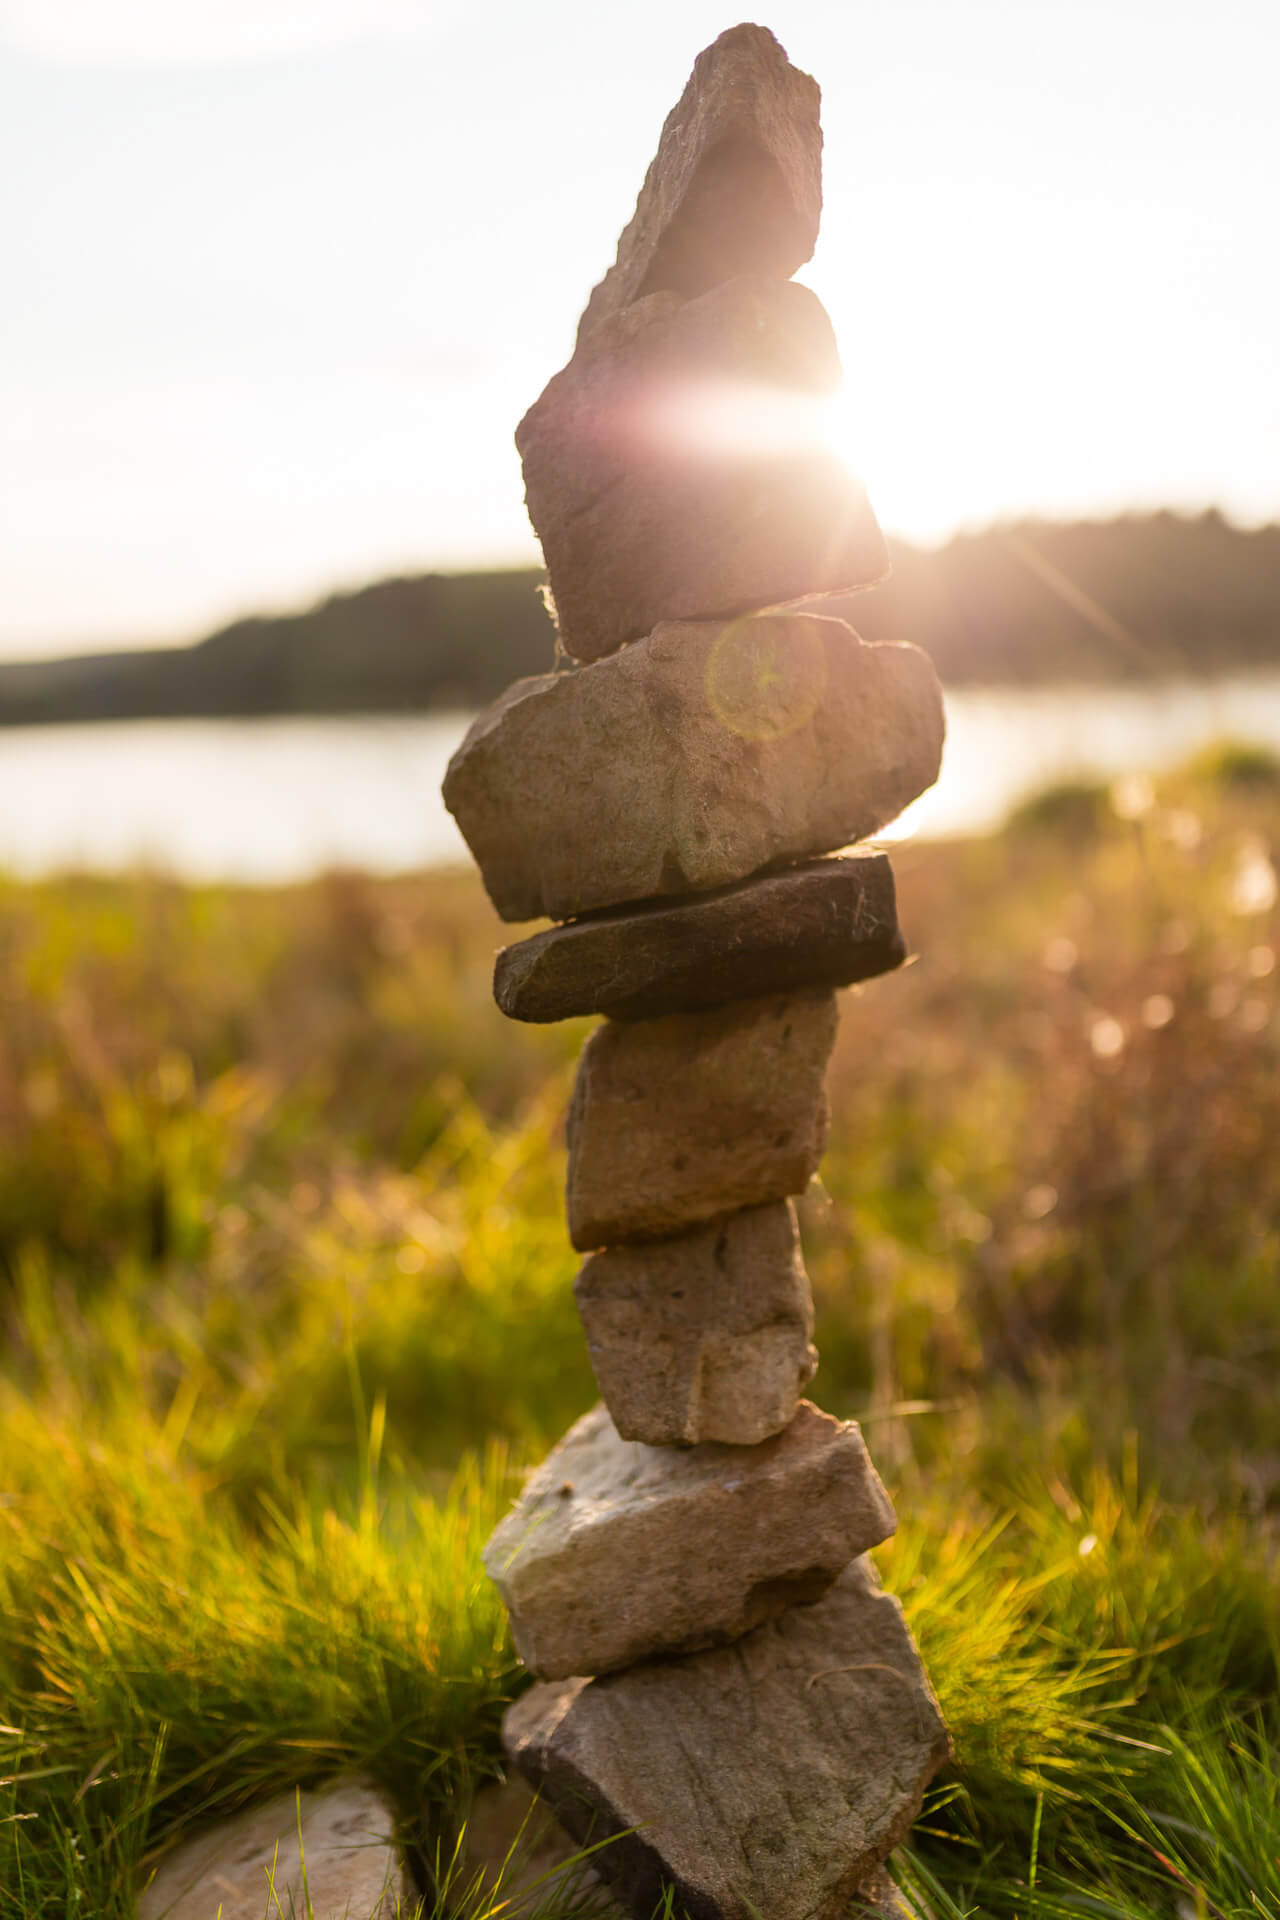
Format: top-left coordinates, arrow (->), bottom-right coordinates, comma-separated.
3,676 -> 1280,882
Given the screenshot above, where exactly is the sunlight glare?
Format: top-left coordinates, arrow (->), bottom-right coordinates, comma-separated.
641,378 -> 841,467
639,368 -> 980,548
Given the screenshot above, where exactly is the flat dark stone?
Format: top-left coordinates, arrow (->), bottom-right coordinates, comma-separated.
493,853 -> 905,1023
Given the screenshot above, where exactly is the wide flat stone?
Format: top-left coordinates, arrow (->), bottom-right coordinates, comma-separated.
576,24 -> 822,346
505,1557 -> 950,1920
483,1401 -> 894,1680
519,276 -> 885,664
442,614 -> 943,924
494,852 -> 904,1023
575,1201 -> 817,1446
566,990 -> 837,1251
138,1775 -> 406,1920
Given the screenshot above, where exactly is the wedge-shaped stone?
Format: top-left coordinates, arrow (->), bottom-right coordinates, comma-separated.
495,852 -> 904,1023
575,1202 -> 817,1445
576,23 -> 822,346
519,277 -> 886,663
505,1557 -> 950,1920
567,991 -> 836,1251
443,615 -> 944,924
483,1401 -> 894,1680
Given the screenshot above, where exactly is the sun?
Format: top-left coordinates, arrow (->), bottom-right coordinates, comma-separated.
815,376 -> 979,549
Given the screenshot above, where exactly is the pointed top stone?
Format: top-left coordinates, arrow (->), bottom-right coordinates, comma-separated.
577,24 -> 823,346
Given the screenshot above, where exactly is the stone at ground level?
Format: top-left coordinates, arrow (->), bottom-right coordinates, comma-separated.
137,1775 -> 406,1920
494,852 -> 904,1023
519,276 -> 885,663
566,990 -> 836,1250
442,615 -> 944,924
483,1400 -> 894,1680
458,1777 -> 927,1920
458,1774 -> 623,1918
854,1862 -> 934,1920
575,1201 -> 816,1445
505,1556 -> 950,1920
575,24 -> 822,346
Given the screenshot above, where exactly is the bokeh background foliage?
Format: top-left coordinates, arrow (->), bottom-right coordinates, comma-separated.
1,748 -> 1278,1916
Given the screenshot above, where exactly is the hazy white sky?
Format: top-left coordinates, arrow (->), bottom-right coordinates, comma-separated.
3,0 -> 1277,656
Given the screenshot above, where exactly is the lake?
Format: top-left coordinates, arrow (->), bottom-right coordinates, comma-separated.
3,673 -> 1279,883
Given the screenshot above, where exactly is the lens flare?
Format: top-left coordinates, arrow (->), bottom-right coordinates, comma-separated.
705,614 -> 829,743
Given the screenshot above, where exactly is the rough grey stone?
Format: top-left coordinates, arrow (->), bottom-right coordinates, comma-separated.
457,1778 -> 923,1920
566,990 -> 837,1251
442,614 -> 944,925
137,1775 -> 406,1920
483,1401 -> 894,1681
494,852 -> 904,1024
576,24 -> 823,346
575,1201 -> 817,1446
504,1557 -> 951,1920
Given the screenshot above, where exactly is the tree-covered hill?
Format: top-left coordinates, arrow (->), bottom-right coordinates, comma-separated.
2,509 -> 1276,726
834,508 -> 1280,683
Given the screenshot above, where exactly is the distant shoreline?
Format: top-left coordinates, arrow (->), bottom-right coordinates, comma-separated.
2,511 -> 1275,729
6,678 -> 1280,886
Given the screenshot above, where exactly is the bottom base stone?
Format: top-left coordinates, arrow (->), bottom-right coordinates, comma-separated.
460,1777 -> 931,1920
504,1556 -> 950,1920
853,1862 -> 933,1920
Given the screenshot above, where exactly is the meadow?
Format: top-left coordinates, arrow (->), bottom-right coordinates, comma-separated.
1,744 -> 1277,1918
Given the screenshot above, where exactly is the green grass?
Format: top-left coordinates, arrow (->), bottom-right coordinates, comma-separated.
1,748 -> 1278,1916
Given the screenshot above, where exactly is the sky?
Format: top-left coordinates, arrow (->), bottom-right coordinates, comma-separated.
3,0 -> 1278,659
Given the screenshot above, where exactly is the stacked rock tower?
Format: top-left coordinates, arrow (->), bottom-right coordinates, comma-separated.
444,27 -> 950,1920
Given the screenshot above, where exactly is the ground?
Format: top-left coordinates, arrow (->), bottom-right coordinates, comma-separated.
1,744 -> 1277,1917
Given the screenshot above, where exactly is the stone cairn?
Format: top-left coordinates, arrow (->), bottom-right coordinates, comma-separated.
443,26 -> 950,1920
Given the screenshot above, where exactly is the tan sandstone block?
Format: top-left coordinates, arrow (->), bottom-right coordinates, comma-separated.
442,614 -> 944,924
483,1401 -> 895,1681
566,991 -> 836,1252
575,1201 -> 817,1445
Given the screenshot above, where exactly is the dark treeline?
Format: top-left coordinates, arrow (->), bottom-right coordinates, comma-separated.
842,508 -> 1280,683
2,510 -> 1276,727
